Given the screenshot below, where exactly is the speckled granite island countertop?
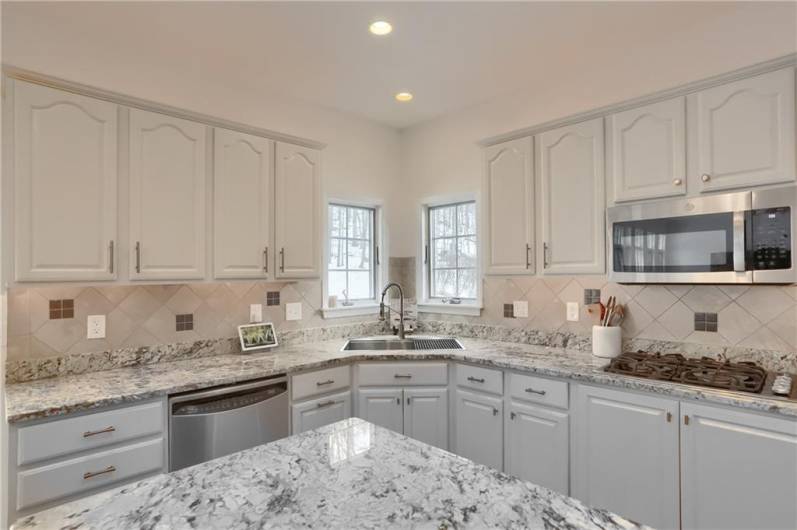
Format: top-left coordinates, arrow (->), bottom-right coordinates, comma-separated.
12,418 -> 647,530
6,337 -> 797,424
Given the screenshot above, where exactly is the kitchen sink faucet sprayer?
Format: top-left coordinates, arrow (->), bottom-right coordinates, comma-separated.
379,282 -> 405,339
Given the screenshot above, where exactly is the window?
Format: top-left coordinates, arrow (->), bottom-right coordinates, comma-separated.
328,204 -> 376,303
428,201 -> 477,300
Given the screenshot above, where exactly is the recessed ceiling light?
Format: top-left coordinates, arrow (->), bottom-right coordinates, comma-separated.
369,20 -> 392,36
395,92 -> 413,102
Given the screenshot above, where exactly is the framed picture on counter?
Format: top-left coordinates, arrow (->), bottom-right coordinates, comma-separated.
238,322 -> 278,352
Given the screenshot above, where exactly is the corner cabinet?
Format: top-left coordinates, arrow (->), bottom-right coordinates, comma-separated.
688,67 -> 796,193
536,118 -> 605,274
12,80 -> 118,282
680,402 -> 797,530
274,142 -> 321,278
608,97 -> 687,202
483,137 -> 534,275
129,109 -> 207,281
213,128 -> 273,279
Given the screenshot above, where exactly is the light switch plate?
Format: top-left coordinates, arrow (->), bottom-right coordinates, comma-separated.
513,300 -> 529,318
566,302 -> 579,321
87,315 -> 106,339
285,302 -> 302,321
249,304 -> 263,323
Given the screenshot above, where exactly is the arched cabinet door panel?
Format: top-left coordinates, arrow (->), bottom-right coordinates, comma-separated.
13,81 -> 118,281
483,137 -> 534,275
128,109 -> 207,281
688,67 -> 795,193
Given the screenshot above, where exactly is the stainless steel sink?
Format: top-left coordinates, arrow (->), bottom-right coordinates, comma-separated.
342,337 -> 463,351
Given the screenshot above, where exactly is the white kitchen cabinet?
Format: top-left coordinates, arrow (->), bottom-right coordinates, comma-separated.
356,388 -> 404,434
213,128 -> 273,279
680,402 -> 797,530
404,388 -> 448,450
483,137 -> 534,275
608,97 -> 687,202
291,391 -> 351,435
12,81 -> 118,282
129,108 -> 207,280
536,118 -> 605,275
274,141 -> 321,278
505,400 -> 569,495
454,388 -> 503,470
688,67 -> 796,192
573,385 -> 679,530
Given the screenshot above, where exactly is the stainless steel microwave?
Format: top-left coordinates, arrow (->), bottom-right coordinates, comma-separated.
607,186 -> 796,284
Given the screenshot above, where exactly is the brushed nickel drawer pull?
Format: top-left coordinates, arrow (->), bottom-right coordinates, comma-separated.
83,426 -> 116,438
525,388 -> 546,396
316,379 -> 334,386
316,400 -> 337,409
83,465 -> 116,480
467,376 -> 485,383
394,374 -> 412,379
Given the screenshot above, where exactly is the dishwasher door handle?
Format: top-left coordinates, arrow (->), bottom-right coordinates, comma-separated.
169,376 -> 287,406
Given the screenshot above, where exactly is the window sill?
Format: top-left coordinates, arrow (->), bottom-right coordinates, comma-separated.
322,303 -> 381,319
417,301 -> 482,316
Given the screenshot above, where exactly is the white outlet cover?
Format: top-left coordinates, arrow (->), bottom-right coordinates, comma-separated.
87,315 -> 106,339
513,300 -> 529,318
249,304 -> 263,323
566,302 -> 580,322
285,302 -> 302,321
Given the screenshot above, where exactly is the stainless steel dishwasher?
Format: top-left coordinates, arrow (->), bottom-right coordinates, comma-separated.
169,376 -> 289,471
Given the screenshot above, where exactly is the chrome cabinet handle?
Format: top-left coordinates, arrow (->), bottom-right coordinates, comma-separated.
394,374 -> 412,379
525,388 -> 546,396
316,379 -> 334,387
316,400 -> 337,409
492,407 -> 499,416
135,241 -> 141,273
543,242 -> 549,269
263,247 -> 269,273
467,376 -> 485,383
83,465 -> 116,480
701,174 -> 711,183
525,244 -> 531,269
280,248 -> 285,272
673,178 -> 682,186
108,241 -> 115,274
83,426 -> 116,438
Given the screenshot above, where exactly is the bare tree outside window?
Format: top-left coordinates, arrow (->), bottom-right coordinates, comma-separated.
429,201 -> 477,299
328,204 -> 375,301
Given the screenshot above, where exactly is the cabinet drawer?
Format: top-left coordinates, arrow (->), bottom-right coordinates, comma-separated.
508,373 -> 568,409
456,364 -> 503,395
17,437 -> 164,511
17,401 -> 164,466
358,363 -> 448,386
292,365 -> 350,401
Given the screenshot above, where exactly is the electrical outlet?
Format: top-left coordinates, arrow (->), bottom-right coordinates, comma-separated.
566,302 -> 580,322
249,304 -> 263,323
285,302 -> 302,321
513,301 -> 529,318
87,315 -> 106,339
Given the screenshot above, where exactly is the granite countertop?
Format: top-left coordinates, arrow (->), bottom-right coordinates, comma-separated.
12,418 -> 647,530
6,337 -> 797,424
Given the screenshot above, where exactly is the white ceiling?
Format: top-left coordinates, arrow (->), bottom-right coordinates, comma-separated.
3,2 -> 796,129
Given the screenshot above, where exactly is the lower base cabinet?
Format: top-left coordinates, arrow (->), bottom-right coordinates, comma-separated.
505,400 -> 569,494
573,385 -> 679,530
356,387 -> 448,450
680,402 -> 797,530
455,389 -> 503,470
291,391 -> 351,434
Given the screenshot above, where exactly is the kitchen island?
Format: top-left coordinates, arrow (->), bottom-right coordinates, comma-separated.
13,418 -> 645,530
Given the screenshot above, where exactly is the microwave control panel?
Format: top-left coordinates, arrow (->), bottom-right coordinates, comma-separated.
750,206 -> 791,270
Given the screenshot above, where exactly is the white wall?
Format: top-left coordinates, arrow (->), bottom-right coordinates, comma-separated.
394,3 -> 797,256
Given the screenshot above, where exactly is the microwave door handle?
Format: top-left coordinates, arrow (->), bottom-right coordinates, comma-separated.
733,211 -> 746,272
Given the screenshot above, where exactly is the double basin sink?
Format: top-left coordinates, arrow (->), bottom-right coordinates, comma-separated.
342,337 -> 463,351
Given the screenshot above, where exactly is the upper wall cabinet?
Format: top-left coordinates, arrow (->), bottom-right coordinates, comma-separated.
608,97 -> 687,202
213,128 -> 273,279
536,118 -> 605,275
13,81 -> 118,282
274,142 -> 321,278
483,137 -> 534,275
129,109 -> 207,281
688,67 -> 796,193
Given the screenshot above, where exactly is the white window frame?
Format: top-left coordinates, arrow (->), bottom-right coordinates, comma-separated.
417,193 -> 482,316
322,198 -> 386,319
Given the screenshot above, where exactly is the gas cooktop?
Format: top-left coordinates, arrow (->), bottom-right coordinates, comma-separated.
605,352 -> 796,400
